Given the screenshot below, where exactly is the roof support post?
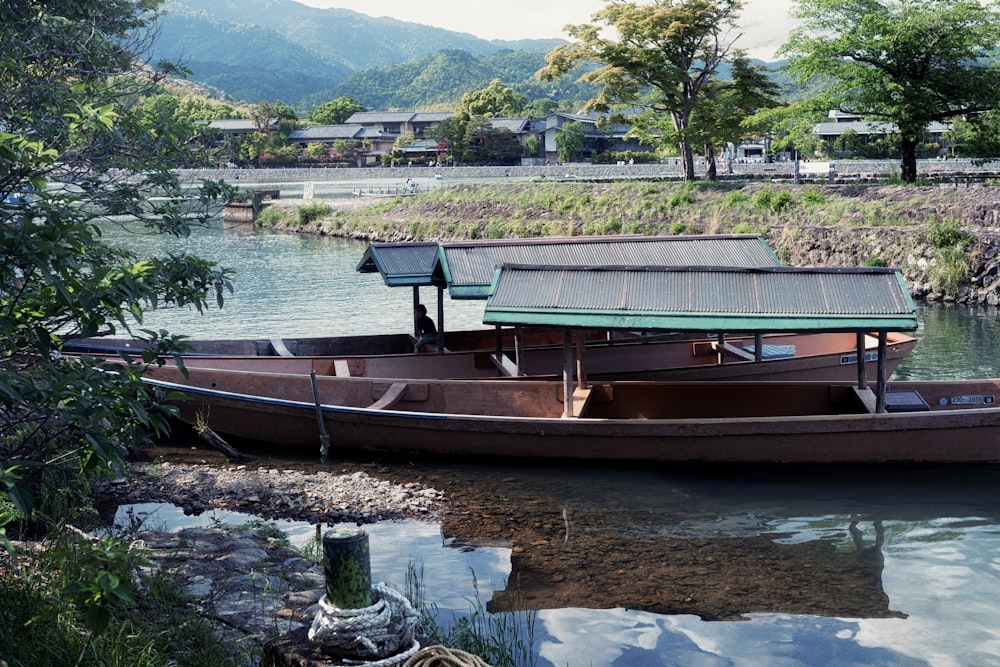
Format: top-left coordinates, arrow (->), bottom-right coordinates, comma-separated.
754,333 -> 763,363
435,285 -> 444,353
562,330 -> 574,418
412,287 -> 420,338
856,332 -> 868,390
875,331 -> 888,413
514,325 -> 524,376
716,333 -> 726,365
575,331 -> 588,390
494,325 -> 502,362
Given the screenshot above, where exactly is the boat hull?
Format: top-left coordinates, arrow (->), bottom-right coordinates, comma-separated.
111,331 -> 918,384
140,366 -> 1000,464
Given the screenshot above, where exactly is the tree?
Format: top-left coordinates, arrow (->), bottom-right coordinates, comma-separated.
311,96 -> 364,125
460,79 -> 526,118
780,0 -> 1000,183
947,109 -> 1000,158
537,0 -> 744,181
555,120 -> 587,162
0,0 -> 232,622
686,53 -> 781,178
431,115 -> 470,163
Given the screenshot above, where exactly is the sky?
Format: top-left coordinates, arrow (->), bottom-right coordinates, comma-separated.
296,0 -> 797,62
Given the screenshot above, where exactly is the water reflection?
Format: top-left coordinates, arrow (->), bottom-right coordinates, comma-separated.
98,224 -> 1000,664
459,463 -> 1000,666
118,460 -> 1000,666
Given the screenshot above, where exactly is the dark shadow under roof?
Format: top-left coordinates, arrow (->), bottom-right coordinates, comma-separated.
482,265 -> 917,333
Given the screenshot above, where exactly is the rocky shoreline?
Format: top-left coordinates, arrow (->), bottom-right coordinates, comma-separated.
102,461 -> 447,525
95,462 -> 449,661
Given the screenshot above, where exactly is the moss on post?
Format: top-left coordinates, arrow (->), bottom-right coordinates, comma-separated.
322,527 -> 373,609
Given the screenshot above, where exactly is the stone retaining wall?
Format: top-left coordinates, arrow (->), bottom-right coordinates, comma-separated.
177,158 -> 1000,185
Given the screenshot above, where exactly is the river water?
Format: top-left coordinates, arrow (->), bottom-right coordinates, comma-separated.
103,219 -> 1000,667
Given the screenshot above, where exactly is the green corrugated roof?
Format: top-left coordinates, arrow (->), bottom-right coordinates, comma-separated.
441,235 -> 781,299
482,265 -> 917,333
356,235 -> 782,295
355,242 -> 442,287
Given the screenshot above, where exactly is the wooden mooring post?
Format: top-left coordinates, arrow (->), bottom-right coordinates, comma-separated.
322,527 -> 373,609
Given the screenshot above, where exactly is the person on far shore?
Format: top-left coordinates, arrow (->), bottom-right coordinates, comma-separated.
413,304 -> 437,353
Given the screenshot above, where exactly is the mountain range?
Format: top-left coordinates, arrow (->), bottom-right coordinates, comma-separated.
150,0 -> 791,112
152,0 -> 579,110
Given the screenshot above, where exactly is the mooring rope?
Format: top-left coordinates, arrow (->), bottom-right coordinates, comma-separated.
308,583 -> 420,666
403,645 -> 494,667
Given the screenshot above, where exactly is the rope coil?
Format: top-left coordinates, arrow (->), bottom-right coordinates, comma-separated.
308,583 -> 420,666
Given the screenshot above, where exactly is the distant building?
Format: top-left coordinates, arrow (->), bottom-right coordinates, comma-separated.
205,119 -> 274,135
814,110 -> 950,146
542,112 -> 654,161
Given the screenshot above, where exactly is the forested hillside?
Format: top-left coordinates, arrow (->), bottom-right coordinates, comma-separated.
315,49 -> 597,111
154,0 -> 568,108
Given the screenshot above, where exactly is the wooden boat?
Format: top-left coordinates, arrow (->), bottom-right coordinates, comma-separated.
153,330 -> 918,383
132,363 -> 1000,463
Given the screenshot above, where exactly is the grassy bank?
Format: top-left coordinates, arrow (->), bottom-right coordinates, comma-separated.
258,180 -> 1000,301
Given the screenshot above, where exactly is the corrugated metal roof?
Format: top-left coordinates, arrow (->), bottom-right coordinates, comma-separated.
482,265 -> 917,333
355,242 -> 442,287
441,235 -> 781,299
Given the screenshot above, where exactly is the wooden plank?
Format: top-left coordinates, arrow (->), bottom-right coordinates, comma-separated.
367,382 -> 408,410
852,386 -> 877,414
711,341 -> 755,362
270,338 -> 294,357
490,353 -> 519,376
569,387 -> 593,418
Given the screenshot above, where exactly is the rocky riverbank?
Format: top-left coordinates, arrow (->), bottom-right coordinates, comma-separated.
263,181 -> 1000,304
93,461 -> 448,661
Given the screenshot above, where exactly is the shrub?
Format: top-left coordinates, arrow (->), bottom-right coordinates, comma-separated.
668,185 -> 696,208
296,201 -> 330,226
923,217 -> 968,249
753,187 -> 793,212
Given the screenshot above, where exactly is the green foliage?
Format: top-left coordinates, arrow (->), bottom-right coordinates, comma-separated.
669,185 -> 697,208
310,96 -> 364,125
461,79 -> 526,117
922,218 -> 969,249
0,526 -> 257,666
1,0 -> 234,650
801,188 -> 825,205
539,0 -> 747,181
724,190 -> 752,207
753,187 -> 794,212
732,222 -> 771,235
295,201 -> 331,226
930,244 -> 972,296
412,566 -> 537,667
555,121 -> 586,162
781,0 -> 1000,182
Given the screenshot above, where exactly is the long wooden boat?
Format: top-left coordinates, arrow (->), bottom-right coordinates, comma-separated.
68,330 -> 918,383
133,363 -> 1000,463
